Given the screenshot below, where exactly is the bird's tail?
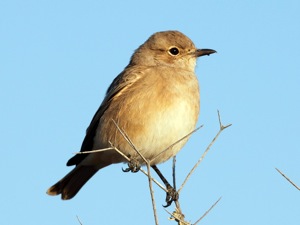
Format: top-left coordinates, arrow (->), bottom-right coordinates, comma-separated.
47,165 -> 98,200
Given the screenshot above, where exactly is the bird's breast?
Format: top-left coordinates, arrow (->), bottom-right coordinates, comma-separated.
95,69 -> 200,165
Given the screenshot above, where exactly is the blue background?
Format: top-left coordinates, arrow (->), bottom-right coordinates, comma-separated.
1,1 -> 299,224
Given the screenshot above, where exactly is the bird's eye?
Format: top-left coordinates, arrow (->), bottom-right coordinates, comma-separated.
168,47 -> 179,56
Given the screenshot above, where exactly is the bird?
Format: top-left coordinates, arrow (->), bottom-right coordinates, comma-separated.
47,30 -> 216,203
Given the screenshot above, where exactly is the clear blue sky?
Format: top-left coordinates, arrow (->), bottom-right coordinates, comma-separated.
1,1 -> 299,224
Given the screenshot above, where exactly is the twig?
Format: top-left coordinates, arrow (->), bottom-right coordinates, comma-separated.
217,110 -> 232,130
193,197 -> 222,225
108,140 -> 166,192
76,215 -> 83,225
275,168 -> 300,190
74,147 -> 114,155
108,141 -> 131,161
178,111 -> 231,194
111,120 -> 159,225
150,126 -> 203,164
174,201 -> 185,225
111,119 -> 148,163
139,168 -> 167,192
172,156 -> 177,191
165,208 -> 190,225
147,161 -> 160,225
166,195 -> 222,225
75,113 -> 229,225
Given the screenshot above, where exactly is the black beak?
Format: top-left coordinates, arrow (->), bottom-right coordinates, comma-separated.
195,49 -> 217,57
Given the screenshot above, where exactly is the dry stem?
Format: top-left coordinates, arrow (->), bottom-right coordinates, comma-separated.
74,147 -> 114,155
73,112 -> 230,225
111,119 -> 160,225
275,168 -> 300,190
111,119 -> 148,163
109,141 -> 167,192
193,197 -> 222,225
76,215 -> 83,225
150,126 -> 203,164
178,111 -> 231,194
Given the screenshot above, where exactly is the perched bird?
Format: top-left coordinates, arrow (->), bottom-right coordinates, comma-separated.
47,30 -> 216,203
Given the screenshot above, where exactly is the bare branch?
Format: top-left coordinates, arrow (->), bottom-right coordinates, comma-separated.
172,156 -> 177,191
150,126 -> 203,164
146,162 -> 160,225
74,147 -> 114,155
165,207 -> 190,225
108,140 -> 167,193
76,215 -> 83,225
75,114 -> 228,225
111,120 -> 160,225
217,110 -> 232,130
276,168 -> 300,190
166,191 -> 221,225
178,111 -> 231,194
193,197 -> 222,225
111,119 -> 148,164
139,168 -> 167,192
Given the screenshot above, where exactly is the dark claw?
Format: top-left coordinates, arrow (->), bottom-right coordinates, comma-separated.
122,167 -> 131,172
163,185 -> 179,207
122,158 -> 141,173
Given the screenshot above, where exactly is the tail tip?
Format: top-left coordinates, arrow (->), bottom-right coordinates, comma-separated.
46,186 -> 59,196
46,185 -> 72,200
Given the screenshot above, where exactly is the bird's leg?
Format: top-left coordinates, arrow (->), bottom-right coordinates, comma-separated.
122,157 -> 141,173
152,165 -> 179,207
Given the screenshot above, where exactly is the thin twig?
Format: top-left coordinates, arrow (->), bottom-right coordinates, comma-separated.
174,200 -> 185,225
111,120 -> 159,225
172,156 -> 177,191
217,110 -> 232,130
108,141 -> 130,161
76,215 -> 83,225
165,208 -> 189,225
74,147 -> 114,155
109,141 -> 167,192
169,176 -> 222,225
150,126 -> 203,164
112,119 -> 148,164
275,168 -> 300,190
193,197 -> 222,225
140,168 -> 167,192
178,111 -> 231,194
147,161 -> 160,225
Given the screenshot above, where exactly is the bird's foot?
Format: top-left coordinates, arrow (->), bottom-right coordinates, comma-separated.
122,158 -> 141,173
163,185 -> 179,207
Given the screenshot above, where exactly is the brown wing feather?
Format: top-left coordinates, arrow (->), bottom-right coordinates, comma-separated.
66,68 -> 142,166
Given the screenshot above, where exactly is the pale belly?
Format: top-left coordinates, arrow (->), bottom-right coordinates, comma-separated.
133,98 -> 199,164
91,72 -> 200,166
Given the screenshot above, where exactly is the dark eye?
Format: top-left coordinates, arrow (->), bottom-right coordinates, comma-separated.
169,47 -> 179,56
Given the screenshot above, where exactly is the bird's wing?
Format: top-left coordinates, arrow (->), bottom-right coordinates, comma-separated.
66,68 -> 143,166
